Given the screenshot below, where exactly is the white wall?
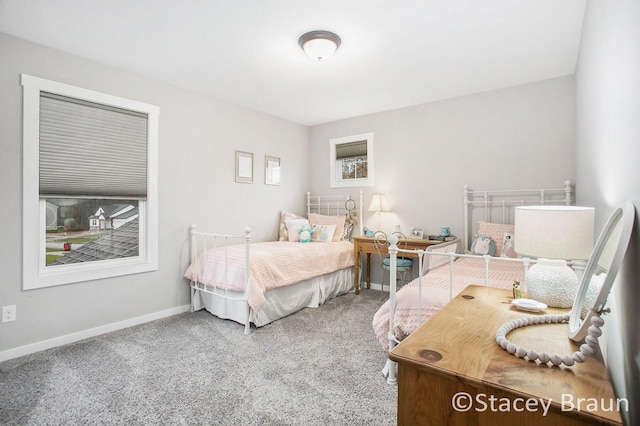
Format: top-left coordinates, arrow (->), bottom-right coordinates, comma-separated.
309,77 -> 576,282
575,1 -> 640,424
0,33 -> 309,356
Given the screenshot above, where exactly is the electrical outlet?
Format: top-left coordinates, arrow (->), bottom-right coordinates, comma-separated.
2,305 -> 16,323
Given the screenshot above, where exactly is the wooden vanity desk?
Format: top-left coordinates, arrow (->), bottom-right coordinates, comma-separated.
389,285 -> 623,426
353,236 -> 442,294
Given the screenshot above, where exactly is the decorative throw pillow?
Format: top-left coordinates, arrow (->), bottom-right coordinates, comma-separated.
500,232 -> 517,258
285,218 -> 309,242
477,221 -> 514,255
341,221 -> 354,241
307,213 -> 345,242
279,211 -> 304,241
311,224 -> 337,242
470,235 -> 496,256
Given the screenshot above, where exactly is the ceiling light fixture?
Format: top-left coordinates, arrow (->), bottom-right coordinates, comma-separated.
298,30 -> 341,61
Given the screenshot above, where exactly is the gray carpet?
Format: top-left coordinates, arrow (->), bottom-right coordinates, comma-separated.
0,289 -> 397,425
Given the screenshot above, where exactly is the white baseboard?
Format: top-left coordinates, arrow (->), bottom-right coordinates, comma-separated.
361,281 -> 390,292
368,282 -> 383,291
0,304 -> 191,362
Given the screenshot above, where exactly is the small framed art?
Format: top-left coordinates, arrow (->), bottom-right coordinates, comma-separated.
410,228 -> 424,239
235,151 -> 253,183
265,155 -> 281,185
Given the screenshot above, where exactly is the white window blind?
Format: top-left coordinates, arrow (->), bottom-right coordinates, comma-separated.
39,92 -> 148,198
335,140 -> 367,159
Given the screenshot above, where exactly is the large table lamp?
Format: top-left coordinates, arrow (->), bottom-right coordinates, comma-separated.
368,194 -> 389,232
514,205 -> 594,308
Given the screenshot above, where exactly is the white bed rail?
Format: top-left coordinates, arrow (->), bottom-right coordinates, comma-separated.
188,225 -> 252,334
383,237 -> 534,384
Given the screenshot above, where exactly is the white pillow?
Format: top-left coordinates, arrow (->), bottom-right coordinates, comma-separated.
279,211 -> 304,241
285,218 -> 309,242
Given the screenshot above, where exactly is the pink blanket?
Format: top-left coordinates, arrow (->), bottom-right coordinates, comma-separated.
372,256 -> 527,349
185,241 -> 355,312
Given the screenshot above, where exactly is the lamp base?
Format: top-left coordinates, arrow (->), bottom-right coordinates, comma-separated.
526,259 -> 578,308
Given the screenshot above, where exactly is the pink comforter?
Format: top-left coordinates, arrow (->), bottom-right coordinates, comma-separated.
372,256 -> 527,349
185,241 -> 355,312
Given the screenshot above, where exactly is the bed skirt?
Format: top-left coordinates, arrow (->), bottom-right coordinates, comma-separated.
195,267 -> 354,327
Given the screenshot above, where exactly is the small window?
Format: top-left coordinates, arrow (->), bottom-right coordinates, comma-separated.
329,132 -> 374,188
22,74 -> 159,289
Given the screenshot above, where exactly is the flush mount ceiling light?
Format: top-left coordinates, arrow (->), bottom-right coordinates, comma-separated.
298,30 -> 341,61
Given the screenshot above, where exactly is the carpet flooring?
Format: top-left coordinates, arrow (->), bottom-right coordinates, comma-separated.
0,289 -> 397,425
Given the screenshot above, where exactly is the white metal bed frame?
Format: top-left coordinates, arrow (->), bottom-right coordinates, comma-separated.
382,181 -> 573,384
306,191 -> 365,237
188,190 -> 364,334
189,227 -> 253,333
462,180 -> 573,250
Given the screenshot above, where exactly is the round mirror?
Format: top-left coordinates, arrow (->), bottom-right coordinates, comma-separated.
568,202 -> 635,342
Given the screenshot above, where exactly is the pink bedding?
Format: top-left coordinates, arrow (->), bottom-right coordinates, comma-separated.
372,256 -> 527,349
185,241 -> 355,312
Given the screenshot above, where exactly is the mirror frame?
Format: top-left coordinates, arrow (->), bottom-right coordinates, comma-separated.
568,202 -> 635,342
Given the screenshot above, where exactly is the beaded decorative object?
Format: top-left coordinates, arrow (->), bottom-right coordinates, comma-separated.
495,313 -> 605,367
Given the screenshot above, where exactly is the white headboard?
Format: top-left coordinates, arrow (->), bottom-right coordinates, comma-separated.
306,190 -> 364,237
463,180 -> 573,251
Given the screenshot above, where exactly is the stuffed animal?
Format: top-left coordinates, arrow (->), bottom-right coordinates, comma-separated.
501,233 -> 516,258
298,223 -> 314,243
471,235 -> 495,256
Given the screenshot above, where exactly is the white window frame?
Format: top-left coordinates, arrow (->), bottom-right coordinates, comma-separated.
21,74 -> 159,290
329,132 -> 374,188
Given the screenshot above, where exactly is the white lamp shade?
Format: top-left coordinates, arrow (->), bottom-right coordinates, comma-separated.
368,194 -> 389,212
514,206 -> 594,260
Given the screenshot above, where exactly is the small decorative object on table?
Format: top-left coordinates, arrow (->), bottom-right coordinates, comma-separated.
512,280 -> 521,299
440,226 -> 451,237
410,227 -> 423,239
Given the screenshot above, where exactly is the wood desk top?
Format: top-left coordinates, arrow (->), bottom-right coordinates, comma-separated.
389,285 -> 623,425
353,235 -> 445,249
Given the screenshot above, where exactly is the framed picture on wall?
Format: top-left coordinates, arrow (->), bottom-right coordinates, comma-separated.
235,151 -> 253,183
265,155 -> 281,185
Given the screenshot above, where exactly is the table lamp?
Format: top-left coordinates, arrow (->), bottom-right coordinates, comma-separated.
368,194 -> 389,232
514,205 -> 594,308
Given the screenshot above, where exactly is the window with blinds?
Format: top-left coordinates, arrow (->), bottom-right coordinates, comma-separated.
329,133 -> 374,188
39,92 -> 148,198
335,140 -> 368,180
22,74 -> 159,290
